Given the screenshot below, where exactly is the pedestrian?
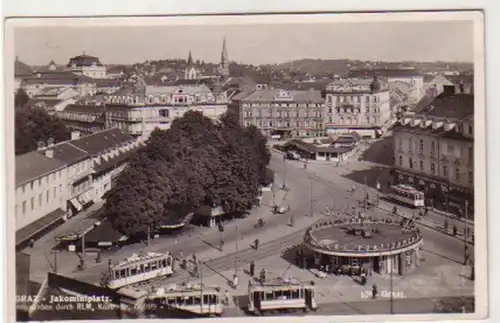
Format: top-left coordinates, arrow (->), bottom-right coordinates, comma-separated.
108,258 -> 112,268
95,253 -> 101,264
249,261 -> 255,277
192,253 -> 197,263
29,238 -> 35,248
233,274 -> 239,289
372,284 -> 378,299
179,250 -> 184,260
290,215 -> 295,227
224,290 -> 230,305
453,225 -> 458,236
254,239 -> 260,250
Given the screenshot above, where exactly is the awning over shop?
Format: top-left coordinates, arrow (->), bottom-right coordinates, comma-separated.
70,198 -> 83,211
16,208 -> 66,246
77,191 -> 93,205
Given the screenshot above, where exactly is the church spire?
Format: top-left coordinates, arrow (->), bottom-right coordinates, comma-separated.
221,37 -> 228,63
187,50 -> 193,66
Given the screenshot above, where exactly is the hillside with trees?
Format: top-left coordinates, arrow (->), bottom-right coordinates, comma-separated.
103,110 -> 270,237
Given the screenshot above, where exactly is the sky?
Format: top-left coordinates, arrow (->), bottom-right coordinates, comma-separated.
13,20 -> 474,66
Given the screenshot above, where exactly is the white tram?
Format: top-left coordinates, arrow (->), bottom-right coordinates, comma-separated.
108,252 -> 174,289
247,278 -> 317,315
388,184 -> 425,208
146,283 -> 225,317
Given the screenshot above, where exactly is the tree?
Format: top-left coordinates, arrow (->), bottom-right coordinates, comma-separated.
243,125 -> 271,185
15,106 -> 71,155
104,110 -> 267,236
15,88 -> 30,108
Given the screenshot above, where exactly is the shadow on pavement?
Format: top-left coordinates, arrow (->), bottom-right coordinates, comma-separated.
342,166 -> 392,193
358,138 -> 394,166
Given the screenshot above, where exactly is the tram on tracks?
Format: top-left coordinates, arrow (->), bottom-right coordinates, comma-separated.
387,184 -> 425,208
107,251 -> 174,289
145,283 -> 225,317
247,278 -> 317,315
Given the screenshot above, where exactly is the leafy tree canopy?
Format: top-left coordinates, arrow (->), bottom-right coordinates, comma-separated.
104,110 -> 271,236
15,106 -> 71,155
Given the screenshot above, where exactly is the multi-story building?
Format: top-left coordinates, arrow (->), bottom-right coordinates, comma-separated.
56,103 -> 107,134
68,129 -> 140,203
15,129 -> 140,249
37,137 -> 94,217
27,87 -> 80,114
346,68 -> 425,105
64,51 -> 107,79
238,88 -> 326,138
21,72 -> 97,97
323,77 -> 391,138
104,83 -> 229,140
15,143 -> 69,248
391,85 -> 474,214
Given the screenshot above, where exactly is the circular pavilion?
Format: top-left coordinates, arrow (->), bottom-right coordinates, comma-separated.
302,217 -> 423,276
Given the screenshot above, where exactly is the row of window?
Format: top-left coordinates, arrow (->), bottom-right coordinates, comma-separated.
243,109 -> 324,118
326,94 -> 379,104
16,185 -> 63,217
330,105 -> 383,114
400,138 -> 474,162
19,171 -> 63,194
246,120 -> 324,129
242,103 -> 323,109
398,155 -> 473,184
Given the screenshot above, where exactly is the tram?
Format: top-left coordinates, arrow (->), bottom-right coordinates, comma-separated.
387,184 -> 425,208
146,283 -> 225,317
247,278 -> 317,315
107,252 -> 174,289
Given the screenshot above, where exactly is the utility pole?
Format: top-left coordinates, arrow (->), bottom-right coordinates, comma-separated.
234,226 -> 239,276
147,223 -> 151,247
364,176 -> 368,213
309,176 -> 313,217
390,253 -> 394,314
283,158 -> 287,190
199,259 -> 204,313
463,200 -> 469,266
54,236 -> 58,273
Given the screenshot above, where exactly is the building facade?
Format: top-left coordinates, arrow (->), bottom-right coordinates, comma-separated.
64,52 -> 107,79
238,89 -> 326,138
324,77 -> 391,138
15,129 -> 140,249
391,87 -> 474,214
105,84 -> 229,140
346,68 -> 425,106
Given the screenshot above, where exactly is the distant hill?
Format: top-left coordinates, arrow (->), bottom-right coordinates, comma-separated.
273,59 -> 351,77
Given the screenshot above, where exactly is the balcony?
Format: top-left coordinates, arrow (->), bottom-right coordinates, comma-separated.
68,168 -> 94,183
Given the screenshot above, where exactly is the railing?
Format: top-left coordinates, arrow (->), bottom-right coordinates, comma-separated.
303,218 -> 422,253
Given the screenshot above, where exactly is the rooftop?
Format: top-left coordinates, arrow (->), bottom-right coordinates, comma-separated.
70,128 -> 135,156
15,58 -> 33,77
38,142 -> 89,165
305,219 -> 421,254
414,93 -> 474,119
16,151 -> 67,186
67,53 -> 103,68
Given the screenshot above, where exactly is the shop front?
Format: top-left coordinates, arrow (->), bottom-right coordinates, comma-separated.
393,169 -> 473,215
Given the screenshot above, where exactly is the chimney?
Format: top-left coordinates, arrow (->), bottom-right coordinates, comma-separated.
71,131 -> 80,140
37,141 -> 45,151
45,148 -> 54,159
442,85 -> 456,96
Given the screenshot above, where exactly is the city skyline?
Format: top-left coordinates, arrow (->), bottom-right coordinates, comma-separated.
13,20 -> 474,66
